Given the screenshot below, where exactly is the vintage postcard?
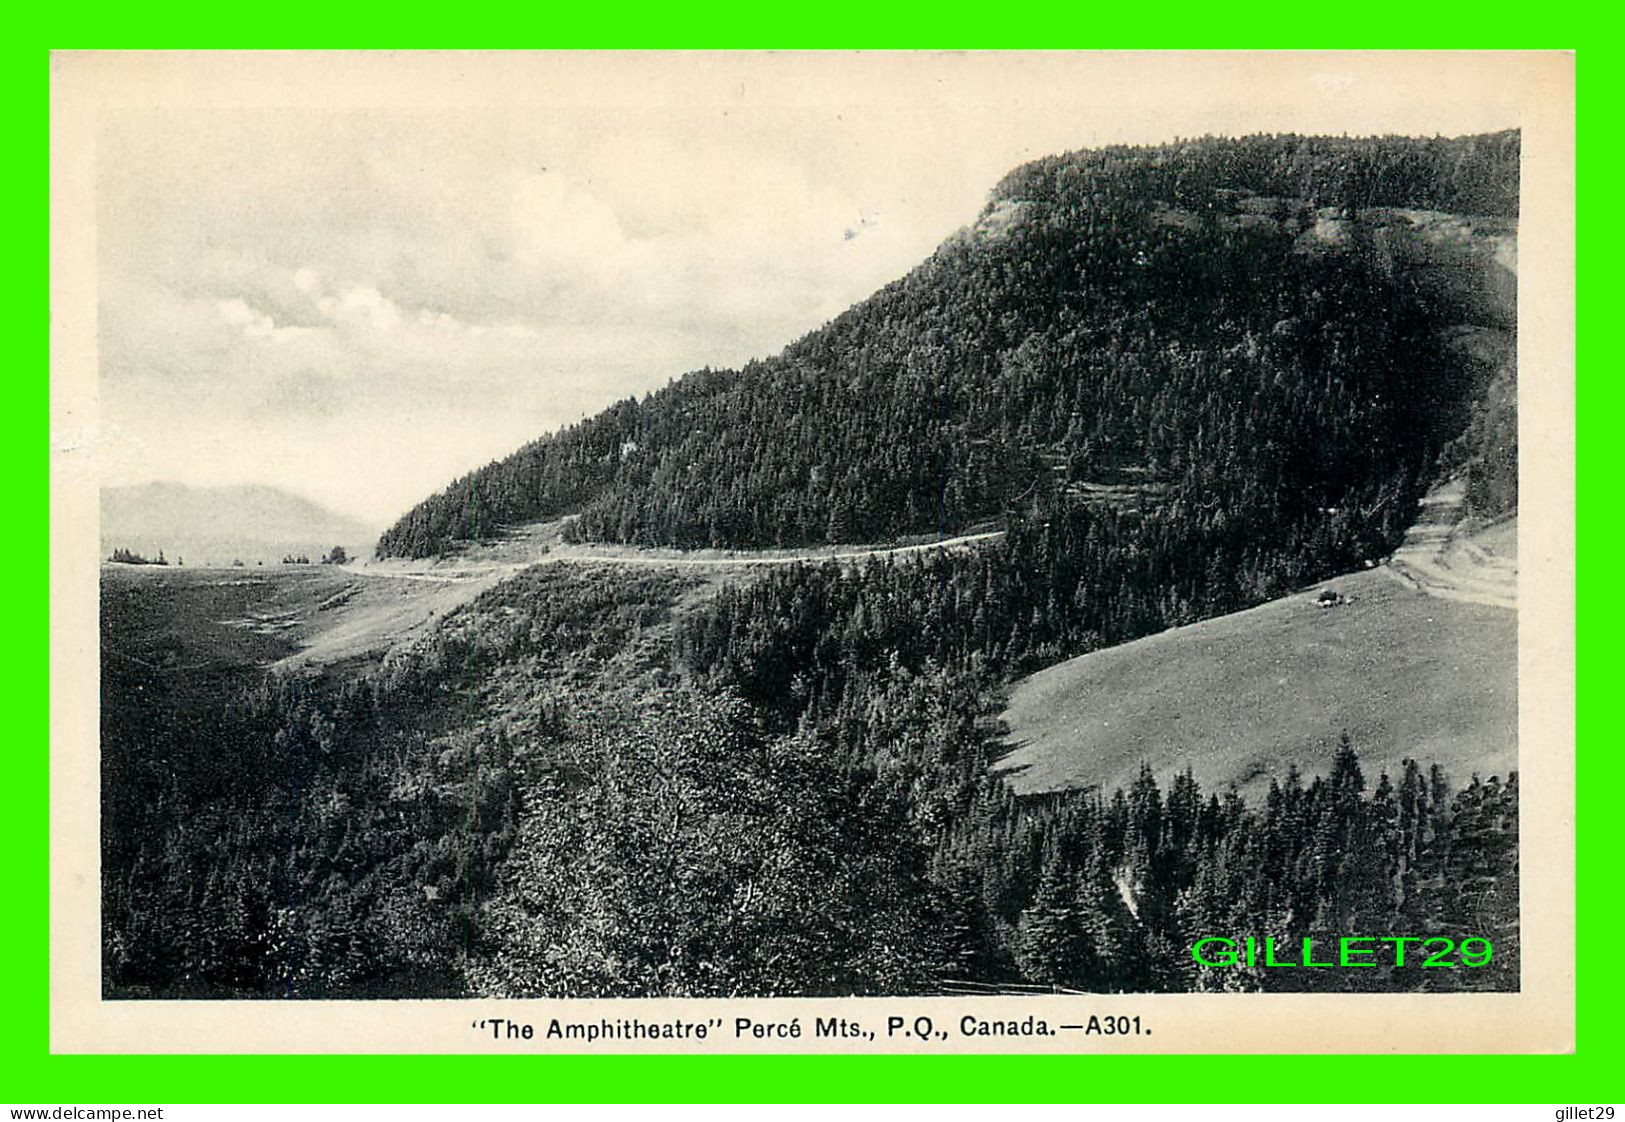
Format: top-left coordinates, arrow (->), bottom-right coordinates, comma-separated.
49,50 -> 1575,1053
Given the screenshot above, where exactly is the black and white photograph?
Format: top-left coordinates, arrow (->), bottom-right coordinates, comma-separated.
51,50 -> 1574,1052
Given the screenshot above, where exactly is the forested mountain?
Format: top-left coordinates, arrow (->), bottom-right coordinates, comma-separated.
378,130 -> 1518,559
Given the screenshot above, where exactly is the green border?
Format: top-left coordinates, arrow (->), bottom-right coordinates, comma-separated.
23,25 -> 1608,1105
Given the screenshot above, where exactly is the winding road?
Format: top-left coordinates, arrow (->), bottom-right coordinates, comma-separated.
1380,481 -> 1517,611
351,529 -> 1006,583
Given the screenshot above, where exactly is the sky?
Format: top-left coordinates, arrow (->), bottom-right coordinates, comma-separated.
89,52 -> 1529,527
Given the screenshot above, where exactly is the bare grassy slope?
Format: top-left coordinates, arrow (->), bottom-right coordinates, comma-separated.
998,520 -> 1517,798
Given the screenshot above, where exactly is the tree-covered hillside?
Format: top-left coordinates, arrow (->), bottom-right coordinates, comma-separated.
103,562 -> 1517,998
377,131 -> 1517,559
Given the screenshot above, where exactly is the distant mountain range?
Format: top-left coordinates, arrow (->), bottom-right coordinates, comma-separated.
100,482 -> 378,566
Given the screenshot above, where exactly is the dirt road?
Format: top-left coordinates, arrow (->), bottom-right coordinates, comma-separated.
350,528 -> 1006,583
1380,480 -> 1516,610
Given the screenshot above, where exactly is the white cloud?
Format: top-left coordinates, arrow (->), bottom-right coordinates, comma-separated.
214,296 -> 313,344
215,296 -> 268,332
317,284 -> 402,333
510,171 -> 650,286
